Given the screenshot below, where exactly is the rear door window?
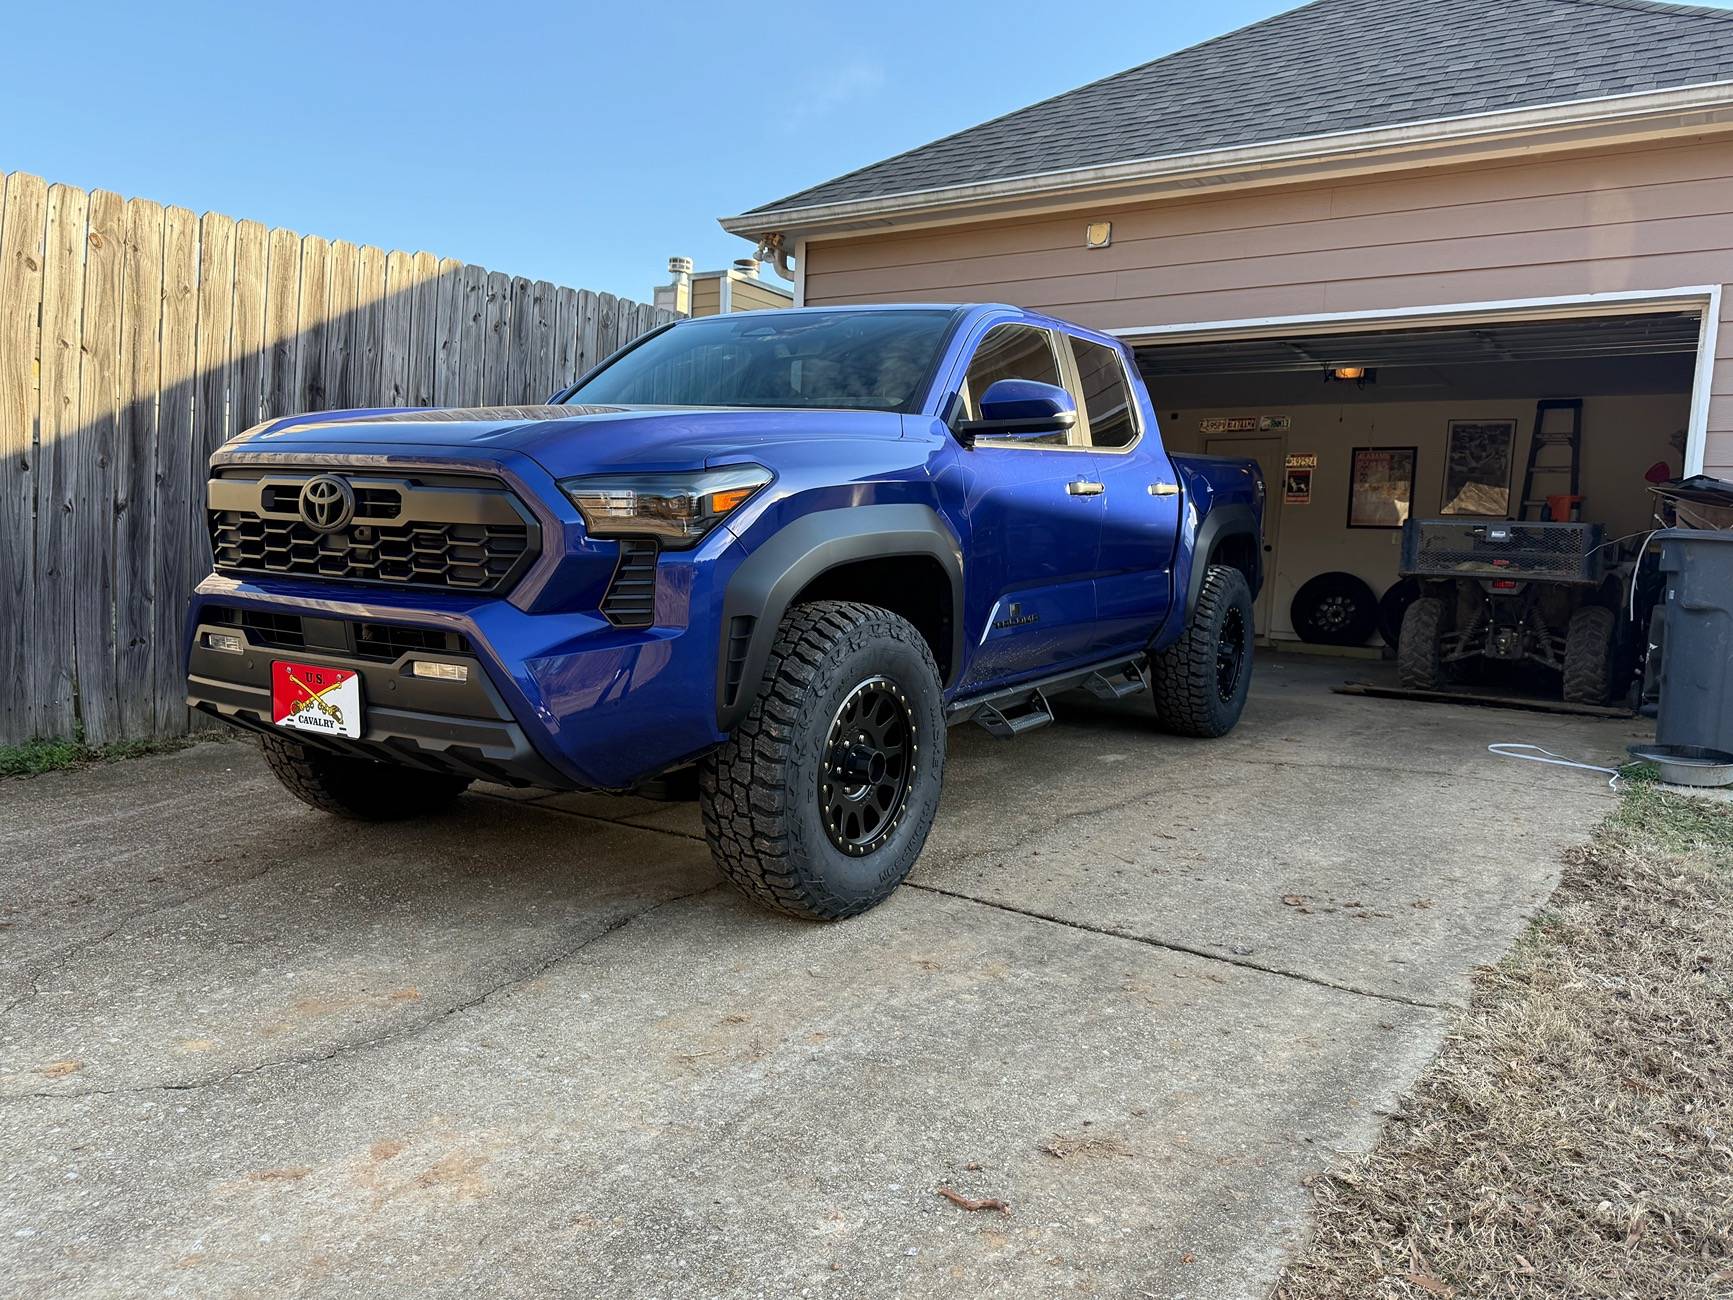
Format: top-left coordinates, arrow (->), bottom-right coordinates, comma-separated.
1068,336 -> 1139,449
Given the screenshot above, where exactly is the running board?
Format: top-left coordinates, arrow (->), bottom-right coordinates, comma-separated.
972,689 -> 1055,738
950,655 -> 1149,738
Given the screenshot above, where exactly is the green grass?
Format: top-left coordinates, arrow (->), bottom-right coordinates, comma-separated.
0,732 -> 208,778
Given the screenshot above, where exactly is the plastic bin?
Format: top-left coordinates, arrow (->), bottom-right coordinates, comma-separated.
1655,529 -> 1733,753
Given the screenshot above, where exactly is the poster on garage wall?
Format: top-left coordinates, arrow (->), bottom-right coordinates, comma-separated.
1283,452 -> 1316,505
1441,418 -> 1517,516
1347,446 -> 1417,528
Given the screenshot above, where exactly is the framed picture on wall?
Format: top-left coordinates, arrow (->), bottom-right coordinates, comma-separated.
1347,446 -> 1417,529
1440,418 -> 1516,516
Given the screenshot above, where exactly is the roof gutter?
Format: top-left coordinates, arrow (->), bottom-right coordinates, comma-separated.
721,80 -> 1733,241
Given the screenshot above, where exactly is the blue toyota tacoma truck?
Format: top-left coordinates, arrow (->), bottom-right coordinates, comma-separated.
186,305 -> 1264,919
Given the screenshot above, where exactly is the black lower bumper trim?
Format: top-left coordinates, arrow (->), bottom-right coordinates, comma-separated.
186,623 -> 579,790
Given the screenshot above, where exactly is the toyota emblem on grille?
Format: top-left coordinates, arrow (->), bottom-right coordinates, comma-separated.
298,475 -> 356,532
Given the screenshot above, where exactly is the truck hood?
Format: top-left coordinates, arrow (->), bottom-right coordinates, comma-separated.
226,404 -> 909,474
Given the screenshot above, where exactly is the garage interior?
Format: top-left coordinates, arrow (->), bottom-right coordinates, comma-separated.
1135,310 -> 1703,692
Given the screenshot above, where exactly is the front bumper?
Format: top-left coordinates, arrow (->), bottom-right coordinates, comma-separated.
187,616 -> 573,788
186,564 -> 733,792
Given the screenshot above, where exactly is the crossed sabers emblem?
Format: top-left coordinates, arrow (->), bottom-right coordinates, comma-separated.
283,667 -> 347,728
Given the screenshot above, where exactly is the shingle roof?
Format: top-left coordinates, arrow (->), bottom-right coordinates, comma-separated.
744,0 -> 1733,217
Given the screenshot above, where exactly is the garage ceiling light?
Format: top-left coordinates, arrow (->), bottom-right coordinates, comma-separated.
1325,365 -> 1376,386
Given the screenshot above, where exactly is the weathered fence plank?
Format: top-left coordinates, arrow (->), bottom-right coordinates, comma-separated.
34,183 -> 89,741
74,190 -> 125,743
322,240 -> 358,410
380,250 -> 414,407
408,250 -> 439,408
231,220 -> 268,435
482,270 -> 511,405
0,172 -> 48,742
457,263 -> 487,406
552,285 -> 578,394
296,235 -> 331,413
355,243 -> 388,410
1,167 -> 676,744
156,205 -> 198,736
577,288 -> 601,377
192,212 -> 236,577
432,257 -> 463,406
263,226 -> 300,422
117,195 -> 165,741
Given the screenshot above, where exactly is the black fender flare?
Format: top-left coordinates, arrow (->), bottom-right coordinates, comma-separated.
717,504 -> 965,730
1185,503 -> 1263,620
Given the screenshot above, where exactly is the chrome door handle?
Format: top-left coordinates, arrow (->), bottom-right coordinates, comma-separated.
1148,482 -> 1180,496
1067,479 -> 1106,497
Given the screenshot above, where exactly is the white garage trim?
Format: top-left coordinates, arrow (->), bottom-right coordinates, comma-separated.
1112,285 -> 1721,482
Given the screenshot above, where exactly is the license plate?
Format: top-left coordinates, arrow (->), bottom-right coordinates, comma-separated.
271,662 -> 363,739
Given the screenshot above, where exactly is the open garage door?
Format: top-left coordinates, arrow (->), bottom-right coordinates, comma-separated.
1129,307 -> 1708,665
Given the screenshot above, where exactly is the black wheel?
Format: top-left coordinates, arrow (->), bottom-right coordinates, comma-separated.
1563,605 -> 1617,705
258,733 -> 471,820
1397,596 -> 1451,690
1378,578 -> 1422,650
1290,572 -> 1379,646
1150,564 -> 1255,738
699,601 -> 945,921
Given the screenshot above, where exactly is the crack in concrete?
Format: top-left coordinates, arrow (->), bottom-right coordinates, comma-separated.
469,789 -> 706,842
2,861 -> 293,1025
3,883 -> 723,1104
902,881 -> 1447,1011
476,786 -> 1451,1011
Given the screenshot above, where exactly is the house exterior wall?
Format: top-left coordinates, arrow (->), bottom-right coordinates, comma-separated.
800,135 -> 1733,476
730,277 -> 794,311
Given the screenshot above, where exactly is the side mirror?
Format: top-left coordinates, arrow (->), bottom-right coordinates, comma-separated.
955,379 -> 1077,442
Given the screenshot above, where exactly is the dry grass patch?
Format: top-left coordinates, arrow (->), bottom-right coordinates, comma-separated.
1275,781 -> 1733,1299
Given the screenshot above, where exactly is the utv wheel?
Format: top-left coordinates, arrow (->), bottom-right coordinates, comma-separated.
1563,605 -> 1618,706
699,601 -> 946,921
1151,564 -> 1255,738
1397,596 -> 1451,690
259,733 -> 471,820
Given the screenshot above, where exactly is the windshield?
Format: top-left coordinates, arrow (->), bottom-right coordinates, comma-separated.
564,309 -> 957,412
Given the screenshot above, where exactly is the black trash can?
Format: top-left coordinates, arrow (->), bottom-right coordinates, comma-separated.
1655,529 -> 1733,753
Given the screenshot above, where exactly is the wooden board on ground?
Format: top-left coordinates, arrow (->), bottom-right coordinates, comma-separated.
1334,682 -> 1636,719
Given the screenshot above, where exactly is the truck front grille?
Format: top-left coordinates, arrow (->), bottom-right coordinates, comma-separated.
208,468 -> 538,595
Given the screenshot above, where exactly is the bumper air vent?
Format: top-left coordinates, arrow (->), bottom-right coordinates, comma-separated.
601,538 -> 660,628
723,615 -> 756,706
354,622 -> 471,661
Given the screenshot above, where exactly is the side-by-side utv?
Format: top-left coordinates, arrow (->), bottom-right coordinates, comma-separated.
1396,519 -> 1626,706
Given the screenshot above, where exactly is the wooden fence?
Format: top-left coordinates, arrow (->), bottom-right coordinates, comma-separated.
0,168 -> 677,747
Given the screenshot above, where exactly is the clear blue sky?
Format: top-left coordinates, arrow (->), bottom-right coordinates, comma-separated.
0,0 -> 1313,301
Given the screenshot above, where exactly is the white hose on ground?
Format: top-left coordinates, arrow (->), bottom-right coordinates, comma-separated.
1487,742 -> 1628,790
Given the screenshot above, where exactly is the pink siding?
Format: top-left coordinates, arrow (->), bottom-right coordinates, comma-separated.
801,136 -> 1733,477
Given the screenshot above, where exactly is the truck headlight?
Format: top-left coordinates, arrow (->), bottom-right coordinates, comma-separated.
559,465 -> 773,548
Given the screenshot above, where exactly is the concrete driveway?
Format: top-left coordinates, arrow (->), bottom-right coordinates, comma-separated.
0,656 -> 1647,1298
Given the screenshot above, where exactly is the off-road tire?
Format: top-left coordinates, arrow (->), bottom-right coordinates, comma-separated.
1150,564 -> 1255,738
1397,596 -> 1452,690
699,601 -> 946,921
1563,604 -> 1618,706
259,733 -> 471,820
